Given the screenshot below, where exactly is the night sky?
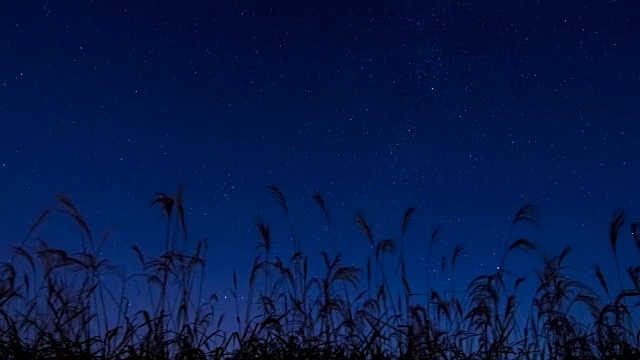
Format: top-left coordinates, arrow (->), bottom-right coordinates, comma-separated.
2,1 -> 640,322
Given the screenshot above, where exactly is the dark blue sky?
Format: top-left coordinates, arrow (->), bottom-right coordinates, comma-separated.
2,1 -> 640,316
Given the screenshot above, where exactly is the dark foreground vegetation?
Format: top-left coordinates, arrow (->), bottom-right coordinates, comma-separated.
1,185 -> 640,359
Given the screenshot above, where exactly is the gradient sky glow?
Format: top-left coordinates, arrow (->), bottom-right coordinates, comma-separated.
2,1 -> 640,323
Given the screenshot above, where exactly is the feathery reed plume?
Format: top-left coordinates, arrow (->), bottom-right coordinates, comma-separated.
451,244 -> 463,299
56,193 -> 92,250
500,238 -> 537,270
355,212 -> 374,247
609,209 -> 625,260
609,209 -> 625,287
312,192 -> 329,220
425,225 -> 441,295
255,218 -> 273,292
451,244 -> 463,271
266,185 -> 298,254
175,183 -> 188,240
312,192 -> 337,255
401,206 -> 417,239
594,264 -> 609,300
429,226 -> 441,253
256,218 -> 272,254
507,238 -> 537,253
151,192 -> 175,219
151,192 -> 175,253
267,185 -> 288,216
512,201 -> 540,227
231,269 -> 242,333
399,206 -> 417,271
375,237 -> 396,310
376,238 -> 395,259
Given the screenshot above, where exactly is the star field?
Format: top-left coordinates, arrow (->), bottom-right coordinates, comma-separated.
2,1 -> 640,324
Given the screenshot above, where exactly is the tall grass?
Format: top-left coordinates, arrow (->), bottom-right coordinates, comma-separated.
1,186 -> 639,359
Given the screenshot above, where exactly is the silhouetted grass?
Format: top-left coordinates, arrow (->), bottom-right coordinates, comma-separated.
1,186 -> 639,359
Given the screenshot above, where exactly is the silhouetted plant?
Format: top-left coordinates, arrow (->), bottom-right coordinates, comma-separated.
1,187 -> 640,359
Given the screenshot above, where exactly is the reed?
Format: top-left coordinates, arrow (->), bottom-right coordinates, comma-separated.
0,187 -> 639,359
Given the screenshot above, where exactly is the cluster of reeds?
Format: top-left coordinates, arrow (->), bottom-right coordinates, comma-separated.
1,185 -> 639,359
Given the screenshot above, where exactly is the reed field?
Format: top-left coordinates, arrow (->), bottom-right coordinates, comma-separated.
1,185 -> 639,359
